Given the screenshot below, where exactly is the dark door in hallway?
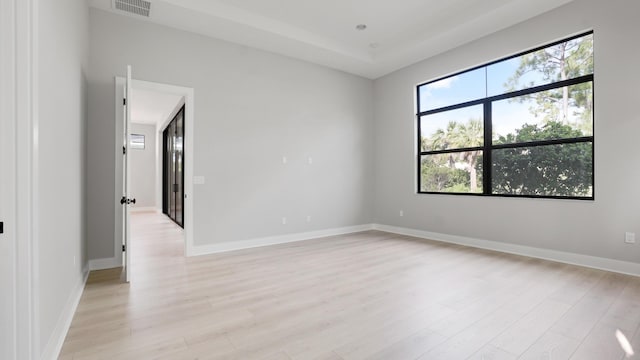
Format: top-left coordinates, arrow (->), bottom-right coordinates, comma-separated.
162,106 -> 185,227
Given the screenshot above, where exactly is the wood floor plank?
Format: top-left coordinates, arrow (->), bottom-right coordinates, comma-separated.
548,272 -> 629,341
468,344 -> 517,360
59,212 -> 640,360
488,299 -> 572,355
364,328 -> 447,360
518,330 -> 582,360
627,325 -> 640,360
569,325 -> 628,360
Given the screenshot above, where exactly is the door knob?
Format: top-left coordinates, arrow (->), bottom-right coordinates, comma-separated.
120,197 -> 136,205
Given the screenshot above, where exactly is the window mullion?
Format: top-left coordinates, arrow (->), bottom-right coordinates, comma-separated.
416,86 -> 422,193
483,101 -> 492,195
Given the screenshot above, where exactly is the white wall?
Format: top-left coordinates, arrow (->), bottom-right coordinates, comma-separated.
87,9 -> 374,259
0,0 -> 18,357
38,0 -> 89,356
86,0 -> 640,267
129,123 -> 156,209
373,0 -> 640,263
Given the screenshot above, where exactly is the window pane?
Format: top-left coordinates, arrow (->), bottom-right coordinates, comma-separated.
419,67 -> 486,112
487,33 -> 593,96
420,152 -> 483,193
491,142 -> 592,197
492,83 -> 593,145
130,134 -> 145,149
421,105 -> 484,152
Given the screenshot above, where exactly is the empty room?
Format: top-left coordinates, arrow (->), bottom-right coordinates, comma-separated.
2,0 -> 640,359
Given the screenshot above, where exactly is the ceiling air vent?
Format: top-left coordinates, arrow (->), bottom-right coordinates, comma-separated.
112,0 -> 151,17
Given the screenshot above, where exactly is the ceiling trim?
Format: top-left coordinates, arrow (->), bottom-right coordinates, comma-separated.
88,0 -> 575,79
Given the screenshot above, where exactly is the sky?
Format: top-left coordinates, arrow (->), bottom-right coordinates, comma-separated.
419,58 -> 541,142
418,37 -> 592,147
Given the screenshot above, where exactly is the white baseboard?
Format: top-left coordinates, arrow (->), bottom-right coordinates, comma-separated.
88,257 -> 120,270
189,224 -> 374,256
41,268 -> 89,360
373,224 -> 640,277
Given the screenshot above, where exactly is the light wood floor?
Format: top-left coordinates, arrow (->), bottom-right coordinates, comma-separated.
60,212 -> 640,360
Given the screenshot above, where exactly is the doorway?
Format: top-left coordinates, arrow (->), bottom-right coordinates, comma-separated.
114,77 -> 195,279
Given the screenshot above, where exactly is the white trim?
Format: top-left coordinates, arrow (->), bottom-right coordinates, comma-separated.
373,224 -> 640,277
190,224 -> 374,256
40,269 -> 88,360
88,257 -> 120,271
114,78 -> 124,269
130,206 -> 160,213
155,116 -> 162,216
13,0 -> 38,358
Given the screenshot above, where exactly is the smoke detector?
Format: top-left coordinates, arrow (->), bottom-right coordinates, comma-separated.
112,0 -> 151,17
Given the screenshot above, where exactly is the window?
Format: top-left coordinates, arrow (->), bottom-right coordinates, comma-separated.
417,32 -> 593,199
130,134 -> 145,150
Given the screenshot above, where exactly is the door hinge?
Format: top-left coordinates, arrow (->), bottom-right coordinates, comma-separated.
0,222 -> 3,234
123,146 -> 126,155
122,244 -> 126,252
123,98 -> 126,106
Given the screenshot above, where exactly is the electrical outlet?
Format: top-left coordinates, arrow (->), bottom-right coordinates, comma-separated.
308,157 -> 313,165
625,232 -> 636,244
282,156 -> 287,164
399,210 -> 404,217
282,217 -> 287,225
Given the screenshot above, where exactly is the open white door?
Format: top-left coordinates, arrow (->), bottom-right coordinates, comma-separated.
121,65 -> 134,282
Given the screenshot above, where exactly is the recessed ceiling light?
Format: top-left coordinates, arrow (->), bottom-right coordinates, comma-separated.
355,24 -> 367,31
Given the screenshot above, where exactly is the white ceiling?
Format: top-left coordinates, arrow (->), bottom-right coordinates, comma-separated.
89,0 -> 575,79
131,88 -> 183,126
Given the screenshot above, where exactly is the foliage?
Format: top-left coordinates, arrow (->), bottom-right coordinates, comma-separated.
422,120 -> 592,197
420,155 -> 472,193
505,35 -> 593,130
421,119 -> 483,192
492,122 -> 592,196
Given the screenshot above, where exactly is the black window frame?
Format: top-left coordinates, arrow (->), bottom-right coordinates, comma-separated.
416,31 -> 594,200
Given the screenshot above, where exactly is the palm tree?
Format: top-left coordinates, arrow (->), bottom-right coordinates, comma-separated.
425,121 -> 458,168
426,119 -> 483,192
451,120 -> 483,192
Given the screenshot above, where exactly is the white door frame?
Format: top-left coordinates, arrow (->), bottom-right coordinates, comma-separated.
114,77 -> 195,263
1,0 -> 39,358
